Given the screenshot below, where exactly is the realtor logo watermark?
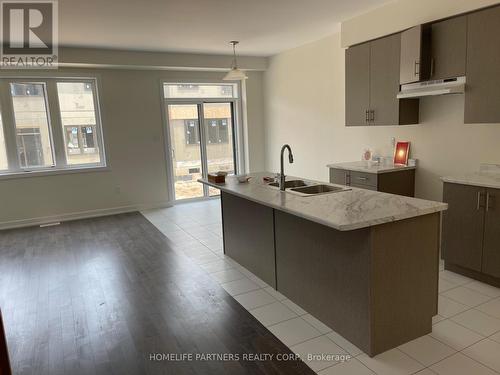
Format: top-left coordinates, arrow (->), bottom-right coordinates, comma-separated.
1,0 -> 58,68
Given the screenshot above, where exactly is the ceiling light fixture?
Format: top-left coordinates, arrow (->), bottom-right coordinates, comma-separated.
223,41 -> 248,81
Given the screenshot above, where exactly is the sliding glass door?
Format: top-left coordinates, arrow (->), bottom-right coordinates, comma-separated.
166,101 -> 237,201
203,102 -> 236,196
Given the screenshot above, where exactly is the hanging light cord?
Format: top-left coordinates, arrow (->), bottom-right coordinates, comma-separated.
230,41 -> 238,69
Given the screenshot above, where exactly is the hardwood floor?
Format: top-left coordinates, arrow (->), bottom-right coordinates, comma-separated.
0,213 -> 315,375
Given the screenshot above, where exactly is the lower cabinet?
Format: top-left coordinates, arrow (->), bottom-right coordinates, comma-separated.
329,168 -> 415,197
442,182 -> 500,283
482,188 -> 500,278
221,190 -> 440,356
221,192 -> 276,287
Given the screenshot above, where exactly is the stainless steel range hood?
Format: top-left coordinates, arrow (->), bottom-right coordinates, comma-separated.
397,76 -> 466,99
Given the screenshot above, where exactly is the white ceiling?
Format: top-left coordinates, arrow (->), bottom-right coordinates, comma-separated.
59,0 -> 391,56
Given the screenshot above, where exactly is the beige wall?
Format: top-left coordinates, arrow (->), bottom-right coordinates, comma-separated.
263,33 -> 500,201
0,68 -> 265,228
341,0 -> 500,47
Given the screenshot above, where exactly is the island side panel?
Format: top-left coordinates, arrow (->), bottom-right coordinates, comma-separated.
369,213 -> 440,356
220,192 -> 277,288
274,210 -> 372,354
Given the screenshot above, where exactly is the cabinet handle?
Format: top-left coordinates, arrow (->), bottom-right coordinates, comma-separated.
365,110 -> 369,123
486,193 -> 494,211
414,60 -> 420,76
430,58 -> 435,78
345,173 -> 351,186
370,110 -> 375,122
357,176 -> 368,181
477,191 -> 483,210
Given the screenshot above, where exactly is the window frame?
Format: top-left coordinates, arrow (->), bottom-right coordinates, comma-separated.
0,77 -> 107,179
9,81 -> 56,170
161,80 -> 242,202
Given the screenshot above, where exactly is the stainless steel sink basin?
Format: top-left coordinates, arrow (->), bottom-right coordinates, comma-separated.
268,180 -> 309,188
290,184 -> 346,195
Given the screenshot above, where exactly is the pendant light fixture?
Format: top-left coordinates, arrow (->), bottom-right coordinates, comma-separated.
223,41 -> 248,81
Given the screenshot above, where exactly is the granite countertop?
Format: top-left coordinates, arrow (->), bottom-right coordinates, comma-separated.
441,173 -> 500,189
327,161 -> 416,174
199,172 -> 447,231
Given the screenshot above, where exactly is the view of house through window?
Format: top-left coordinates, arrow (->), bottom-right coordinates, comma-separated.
0,78 -> 105,175
204,103 -> 235,197
164,83 -> 238,200
57,82 -> 101,165
10,83 -> 54,169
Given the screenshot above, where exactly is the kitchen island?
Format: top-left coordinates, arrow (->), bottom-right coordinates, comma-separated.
199,172 -> 447,356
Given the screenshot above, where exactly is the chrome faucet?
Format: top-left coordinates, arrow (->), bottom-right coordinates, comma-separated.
279,144 -> 294,191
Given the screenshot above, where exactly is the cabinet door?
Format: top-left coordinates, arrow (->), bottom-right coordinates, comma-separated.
346,42 -> 370,126
465,6 -> 500,124
400,26 -> 422,84
482,188 -> 500,278
430,16 -> 467,80
330,168 -> 348,185
221,192 -> 277,287
442,183 -> 485,271
370,34 -> 401,125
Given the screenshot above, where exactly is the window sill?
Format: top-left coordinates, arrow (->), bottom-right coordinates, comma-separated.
0,165 -> 110,181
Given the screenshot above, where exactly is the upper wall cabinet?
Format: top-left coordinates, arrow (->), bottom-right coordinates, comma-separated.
346,34 -> 419,126
430,16 -> 467,80
465,6 -> 500,124
400,25 -> 431,84
345,42 -> 371,126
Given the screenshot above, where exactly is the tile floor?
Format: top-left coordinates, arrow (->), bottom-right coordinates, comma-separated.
142,199 -> 500,375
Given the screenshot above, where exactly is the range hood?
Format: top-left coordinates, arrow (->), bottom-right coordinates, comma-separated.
397,76 -> 466,99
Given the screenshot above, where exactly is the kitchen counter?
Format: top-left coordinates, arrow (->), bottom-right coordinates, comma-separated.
199,171 -> 447,231
327,160 -> 416,174
200,171 -> 443,356
441,172 -> 500,189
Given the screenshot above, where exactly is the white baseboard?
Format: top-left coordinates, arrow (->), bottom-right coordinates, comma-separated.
0,201 -> 172,231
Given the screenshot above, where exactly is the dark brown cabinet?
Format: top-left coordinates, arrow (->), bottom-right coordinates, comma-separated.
464,6 -> 500,124
430,16 -> 467,80
346,42 -> 371,126
482,188 -> 500,278
329,168 -> 415,197
442,183 -> 485,271
442,183 -> 500,285
221,192 -> 276,287
345,34 -> 419,126
370,35 -> 403,125
400,25 -> 431,84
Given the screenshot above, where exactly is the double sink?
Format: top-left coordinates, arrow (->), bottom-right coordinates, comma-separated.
267,179 -> 350,196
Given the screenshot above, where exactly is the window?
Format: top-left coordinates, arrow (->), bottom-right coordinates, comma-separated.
205,118 -> 230,144
57,81 -> 102,165
164,83 -> 236,99
184,120 -> 199,145
10,83 -> 54,168
0,109 -> 8,170
0,78 -> 105,176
